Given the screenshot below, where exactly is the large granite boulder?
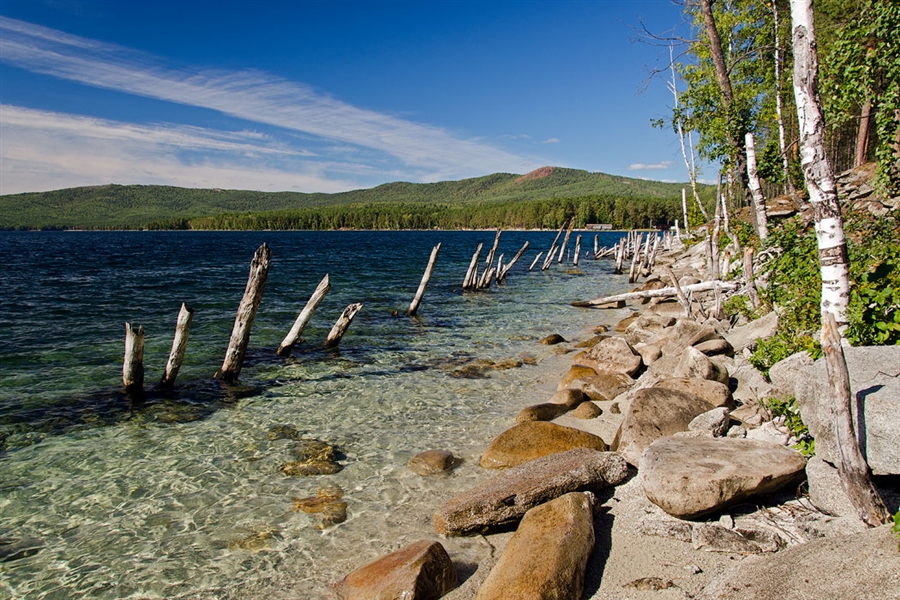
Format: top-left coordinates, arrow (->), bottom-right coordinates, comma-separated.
579,371 -> 635,401
672,347 -> 730,384
557,365 -> 598,390
767,350 -> 813,398
515,403 -> 573,423
654,378 -> 734,408
795,345 -> 900,475
652,319 -> 720,356
640,437 -> 807,519
697,525 -> 900,600
616,387 -> 715,466
332,539 -> 458,600
479,421 -> 607,469
433,449 -> 628,536
723,311 -> 778,353
475,492 -> 595,600
572,337 -> 642,377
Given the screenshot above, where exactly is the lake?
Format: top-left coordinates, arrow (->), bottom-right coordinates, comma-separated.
0,229 -> 630,598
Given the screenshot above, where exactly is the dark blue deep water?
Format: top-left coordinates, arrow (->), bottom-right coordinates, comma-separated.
0,230 -> 628,598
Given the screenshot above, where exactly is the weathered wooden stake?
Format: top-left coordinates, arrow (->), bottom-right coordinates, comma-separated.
529,251 -> 544,271
479,230 -> 502,289
593,235 -> 599,257
123,322 -> 145,393
614,241 -> 625,274
499,241 -> 529,281
821,313 -> 891,526
742,247 -> 760,310
557,219 -> 574,264
407,244 -> 441,316
463,243 -> 483,290
219,243 -> 272,382
278,274 -> 332,356
664,267 -> 692,319
160,303 -> 194,388
324,303 -> 363,348
573,235 -> 582,267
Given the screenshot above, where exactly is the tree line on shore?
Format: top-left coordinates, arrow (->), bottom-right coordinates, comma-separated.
143,195 -> 682,232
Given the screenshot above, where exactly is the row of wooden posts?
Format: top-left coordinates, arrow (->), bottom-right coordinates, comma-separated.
123,228 -> 673,393
122,241 -> 442,394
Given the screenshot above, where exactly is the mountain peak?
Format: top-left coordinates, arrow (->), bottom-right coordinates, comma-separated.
515,166 -> 555,183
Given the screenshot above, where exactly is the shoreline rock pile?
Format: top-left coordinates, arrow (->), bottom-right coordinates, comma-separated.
331,236 -> 900,600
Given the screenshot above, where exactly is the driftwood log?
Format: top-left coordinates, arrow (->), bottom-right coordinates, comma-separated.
219,243 -> 272,382
278,274 -> 332,356
160,303 -> 194,388
821,313 -> 891,527
462,243 -> 483,290
571,280 -> 738,308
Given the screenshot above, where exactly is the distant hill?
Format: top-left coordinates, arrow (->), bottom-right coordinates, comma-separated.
0,167 -> 711,230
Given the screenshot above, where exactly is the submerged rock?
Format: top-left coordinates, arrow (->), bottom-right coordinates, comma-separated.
408,449 -> 459,476
280,439 -> 342,476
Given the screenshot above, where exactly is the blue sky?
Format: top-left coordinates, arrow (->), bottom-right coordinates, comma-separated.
0,0 -> 701,195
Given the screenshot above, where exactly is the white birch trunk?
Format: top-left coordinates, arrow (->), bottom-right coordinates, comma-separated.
745,132 -> 769,240
790,0 -> 850,327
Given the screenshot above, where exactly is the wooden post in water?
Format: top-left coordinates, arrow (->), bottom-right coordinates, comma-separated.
593,235 -> 599,257
463,243 -> 483,290
160,303 -> 194,388
123,322 -> 145,393
614,241 -> 625,274
557,219 -> 574,264
324,303 -> 363,348
278,274 -> 332,356
499,241 -> 529,281
219,243 -> 272,382
542,222 -> 566,270
479,229 -> 502,289
408,244 -> 441,316
573,235 -> 582,267
529,251 -> 544,272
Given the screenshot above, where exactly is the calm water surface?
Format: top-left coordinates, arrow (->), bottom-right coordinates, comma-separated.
0,230 -> 630,599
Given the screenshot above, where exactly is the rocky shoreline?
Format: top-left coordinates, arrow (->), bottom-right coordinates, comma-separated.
330,237 -> 900,600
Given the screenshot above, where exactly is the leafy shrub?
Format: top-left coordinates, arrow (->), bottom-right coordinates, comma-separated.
846,216 -> 900,346
764,396 -> 815,456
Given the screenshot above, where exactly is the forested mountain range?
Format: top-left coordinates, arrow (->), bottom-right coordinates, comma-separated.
0,166 -> 712,230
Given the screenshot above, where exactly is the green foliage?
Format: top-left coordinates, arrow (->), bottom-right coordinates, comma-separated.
0,169 -> 711,231
763,396 -> 815,456
846,215 -> 900,345
892,511 -> 900,551
750,334 -> 820,377
820,0 -> 900,194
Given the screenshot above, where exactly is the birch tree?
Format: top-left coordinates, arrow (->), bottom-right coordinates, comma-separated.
790,0 -> 890,527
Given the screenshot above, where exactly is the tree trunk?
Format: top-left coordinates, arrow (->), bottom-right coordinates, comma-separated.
571,280 -> 738,308
855,99 -> 872,167
699,0 -> 750,207
745,132 -> 769,240
790,0 -> 851,327
160,302 -> 194,387
821,313 -> 890,526
278,274 -> 331,355
123,322 -> 144,393
219,243 -> 272,382
772,0 -> 799,199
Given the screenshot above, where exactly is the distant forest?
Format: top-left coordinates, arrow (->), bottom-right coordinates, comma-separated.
147,195 -> 681,231
0,167 -> 712,230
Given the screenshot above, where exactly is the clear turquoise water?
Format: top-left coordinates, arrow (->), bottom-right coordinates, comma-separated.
0,230 -> 628,599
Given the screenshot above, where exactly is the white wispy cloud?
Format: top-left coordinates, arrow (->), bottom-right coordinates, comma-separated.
627,160 -> 673,171
541,138 -> 560,144
0,105 -> 356,194
0,16 -> 540,191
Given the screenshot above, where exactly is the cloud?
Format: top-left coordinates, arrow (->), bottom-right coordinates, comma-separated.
0,105 -> 357,194
0,16 -> 541,189
541,138 -> 560,144
627,161 -> 673,171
